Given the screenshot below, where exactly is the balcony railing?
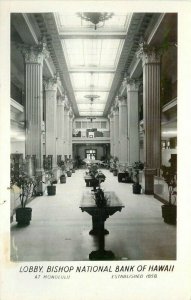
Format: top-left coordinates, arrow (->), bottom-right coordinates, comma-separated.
72,131 -> 110,138
72,131 -> 110,143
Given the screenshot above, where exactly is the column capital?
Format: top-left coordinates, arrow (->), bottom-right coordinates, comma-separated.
122,76 -> 128,88
126,78 -> 140,92
118,96 -> 127,106
19,41 -> 49,64
108,111 -> 114,119
57,94 -> 65,105
44,75 -> 59,91
64,98 -> 70,111
137,42 -> 161,66
113,105 -> 119,115
113,96 -> 119,109
69,107 -> 74,118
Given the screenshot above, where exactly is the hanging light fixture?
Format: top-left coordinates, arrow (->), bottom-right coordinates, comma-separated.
84,94 -> 100,103
85,93 -> 98,122
84,72 -> 100,104
85,73 -> 98,122
76,12 -> 114,30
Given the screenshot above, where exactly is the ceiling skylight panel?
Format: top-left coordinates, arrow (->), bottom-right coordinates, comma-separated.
104,15 -> 128,28
70,72 -> 113,90
78,103 -> 105,110
63,40 -> 85,67
75,91 -> 108,103
58,14 -> 82,27
64,38 -> 122,69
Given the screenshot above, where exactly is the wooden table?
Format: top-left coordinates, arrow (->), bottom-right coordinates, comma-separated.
80,190 -> 124,235
80,190 -> 124,260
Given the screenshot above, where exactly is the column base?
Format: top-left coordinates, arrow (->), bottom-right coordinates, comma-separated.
142,168 -> 157,194
89,229 -> 109,236
89,250 -> 115,260
35,170 -> 47,195
52,167 -> 60,181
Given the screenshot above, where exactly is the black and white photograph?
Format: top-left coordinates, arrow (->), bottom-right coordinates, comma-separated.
0,1 -> 191,300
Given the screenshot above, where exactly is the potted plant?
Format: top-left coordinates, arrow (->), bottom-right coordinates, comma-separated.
88,164 -> 106,191
132,161 -> 144,194
11,162 -> 39,226
112,157 -> 119,176
71,159 -> 76,173
109,156 -> 114,172
47,171 -> 57,196
161,165 -> 177,224
58,160 -> 66,184
94,187 -> 107,208
65,158 -> 72,177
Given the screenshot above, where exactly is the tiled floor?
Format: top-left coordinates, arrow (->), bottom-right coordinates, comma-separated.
11,169 -> 176,261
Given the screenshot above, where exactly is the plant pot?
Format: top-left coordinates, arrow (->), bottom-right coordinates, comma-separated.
51,180 -> 58,184
162,204 -> 177,224
91,178 -> 99,186
72,169 -> 75,173
113,170 -> 118,176
132,183 -> 141,194
67,171 -> 72,177
47,185 -> 56,196
16,207 -> 32,226
60,175 -> 66,184
118,173 -> 123,182
118,172 -> 127,182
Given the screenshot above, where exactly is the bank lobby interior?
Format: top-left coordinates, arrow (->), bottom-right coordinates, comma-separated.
10,12 -> 177,261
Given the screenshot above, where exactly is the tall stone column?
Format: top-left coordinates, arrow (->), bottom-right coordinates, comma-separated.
109,112 -> 114,156
64,101 -> 70,158
118,96 -> 128,164
44,76 -> 58,177
113,106 -> 119,158
20,42 -> 49,172
57,95 -> 65,159
69,109 -> 73,158
126,79 -> 140,166
137,43 -> 161,194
